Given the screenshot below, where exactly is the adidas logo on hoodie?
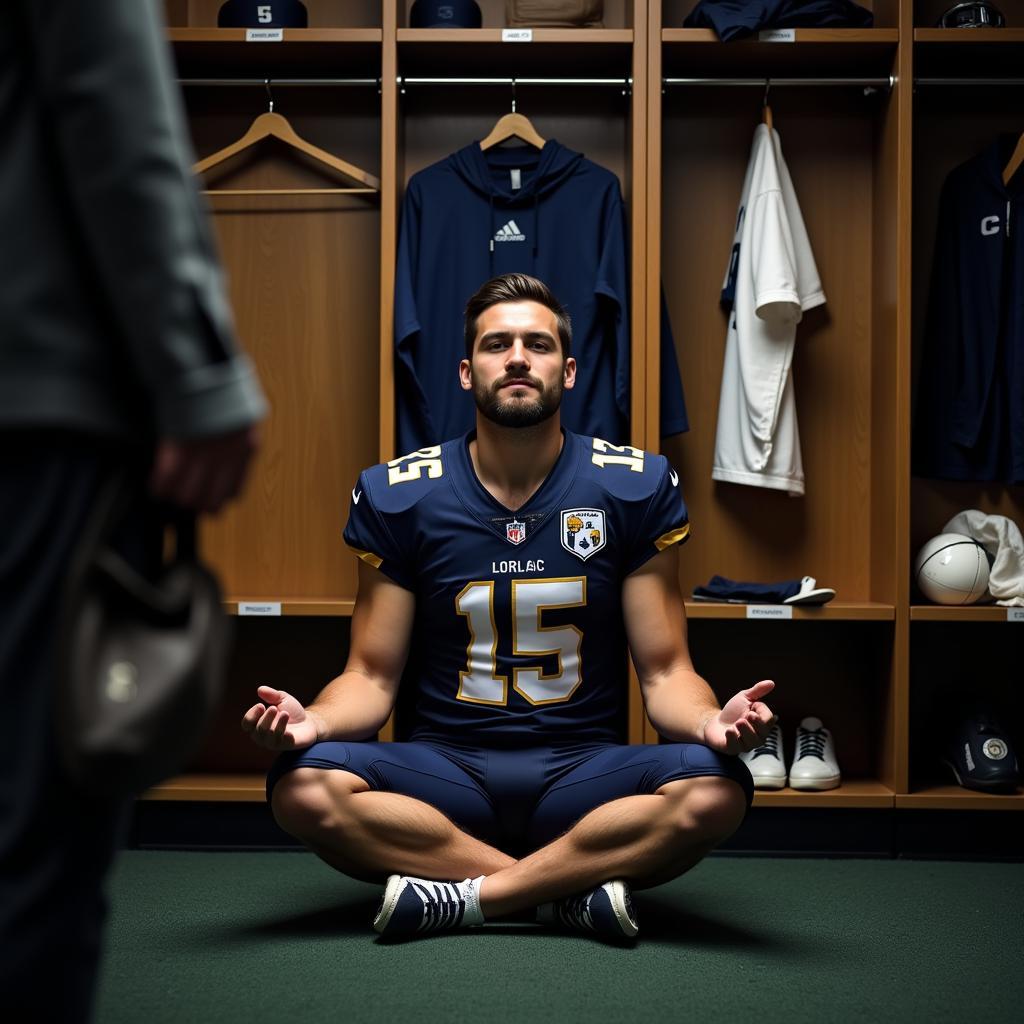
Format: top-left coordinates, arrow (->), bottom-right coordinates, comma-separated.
493,220 -> 526,243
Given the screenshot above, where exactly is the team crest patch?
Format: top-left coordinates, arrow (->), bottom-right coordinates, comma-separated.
505,519 -> 526,545
561,508 -> 606,561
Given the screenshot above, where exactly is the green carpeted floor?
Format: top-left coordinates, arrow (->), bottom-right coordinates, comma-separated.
95,851 -> 1023,1023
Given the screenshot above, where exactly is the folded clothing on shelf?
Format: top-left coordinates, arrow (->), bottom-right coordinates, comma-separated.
692,574 -> 835,605
683,0 -> 873,40
506,1 -> 604,28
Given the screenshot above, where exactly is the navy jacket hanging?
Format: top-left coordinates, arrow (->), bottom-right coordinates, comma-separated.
913,135 -> 1024,484
394,139 -> 688,453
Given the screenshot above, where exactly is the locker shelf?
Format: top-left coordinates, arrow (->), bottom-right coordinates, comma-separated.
225,600 -> 355,617
910,606 -> 1024,622
752,781 -> 894,808
168,28 -> 383,76
896,785 -> 1024,811
685,602 -> 895,621
396,28 -> 634,77
143,774 -> 267,802
143,775 -> 898,807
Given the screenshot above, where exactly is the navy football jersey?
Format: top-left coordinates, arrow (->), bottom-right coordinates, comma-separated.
343,430 -> 689,748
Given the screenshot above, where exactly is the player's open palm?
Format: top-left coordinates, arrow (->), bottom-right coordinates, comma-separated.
241,685 -> 320,751
704,679 -> 776,755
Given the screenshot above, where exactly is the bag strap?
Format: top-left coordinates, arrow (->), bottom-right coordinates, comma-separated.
73,469 -> 202,582
171,506 -> 199,563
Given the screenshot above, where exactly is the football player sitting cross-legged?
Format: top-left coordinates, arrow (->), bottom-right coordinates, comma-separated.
242,272 -> 775,944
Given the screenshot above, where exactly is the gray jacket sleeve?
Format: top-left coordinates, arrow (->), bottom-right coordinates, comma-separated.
24,0 -> 267,438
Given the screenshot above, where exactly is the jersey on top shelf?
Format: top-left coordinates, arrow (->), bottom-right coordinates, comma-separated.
394,140 -> 688,453
913,135 -> 1024,485
712,123 -> 826,496
343,430 -> 689,748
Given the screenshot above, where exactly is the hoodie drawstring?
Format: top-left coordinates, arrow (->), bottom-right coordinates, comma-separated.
532,192 -> 539,268
488,193 -> 495,275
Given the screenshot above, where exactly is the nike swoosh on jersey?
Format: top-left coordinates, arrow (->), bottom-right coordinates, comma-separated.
669,470 -> 679,487
352,489 -> 362,504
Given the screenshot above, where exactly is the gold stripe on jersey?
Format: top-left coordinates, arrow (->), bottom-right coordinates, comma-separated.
349,546 -> 383,568
654,523 -> 690,551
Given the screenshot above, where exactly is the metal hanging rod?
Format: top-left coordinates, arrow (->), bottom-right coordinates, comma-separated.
665,75 -> 894,90
399,76 -> 631,87
178,76 -> 633,88
915,78 -> 1024,87
175,76 -> 1024,90
179,78 -> 380,87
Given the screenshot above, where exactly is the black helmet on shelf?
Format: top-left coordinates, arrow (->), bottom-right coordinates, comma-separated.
936,2 -> 1005,28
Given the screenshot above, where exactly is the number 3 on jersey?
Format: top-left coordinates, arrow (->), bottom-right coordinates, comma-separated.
456,578 -> 585,706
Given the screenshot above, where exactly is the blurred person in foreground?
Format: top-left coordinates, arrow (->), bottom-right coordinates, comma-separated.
0,2 -> 266,1020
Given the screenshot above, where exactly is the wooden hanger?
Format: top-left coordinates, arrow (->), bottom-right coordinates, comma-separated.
1003,132 -> 1024,186
761,78 -> 773,133
194,90 -> 380,196
480,81 -> 545,151
480,113 -> 546,151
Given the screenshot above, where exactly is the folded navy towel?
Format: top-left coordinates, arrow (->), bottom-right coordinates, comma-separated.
693,575 -> 837,605
692,575 -> 803,603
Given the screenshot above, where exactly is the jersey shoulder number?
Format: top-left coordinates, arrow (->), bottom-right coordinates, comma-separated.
360,443 -> 450,515
583,435 -> 667,501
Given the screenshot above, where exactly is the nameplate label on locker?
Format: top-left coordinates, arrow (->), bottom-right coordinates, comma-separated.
246,29 -> 284,42
746,605 -> 793,620
758,29 -> 795,42
238,602 -> 282,616
502,29 -> 533,42
1008,608 -> 1024,623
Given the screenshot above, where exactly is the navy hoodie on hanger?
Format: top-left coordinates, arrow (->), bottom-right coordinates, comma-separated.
394,139 -> 687,453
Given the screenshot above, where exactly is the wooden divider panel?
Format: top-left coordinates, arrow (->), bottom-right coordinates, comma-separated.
198,157 -> 380,602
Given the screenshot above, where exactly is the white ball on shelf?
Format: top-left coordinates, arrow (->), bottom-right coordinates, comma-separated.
913,533 -> 990,605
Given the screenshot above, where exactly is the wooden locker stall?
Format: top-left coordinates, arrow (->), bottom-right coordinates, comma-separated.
158,0 -> 385,796
380,0 -> 650,740
649,1 -> 906,807
904,0 -> 1024,810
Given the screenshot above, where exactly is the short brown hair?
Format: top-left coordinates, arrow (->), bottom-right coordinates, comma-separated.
463,274 -> 572,359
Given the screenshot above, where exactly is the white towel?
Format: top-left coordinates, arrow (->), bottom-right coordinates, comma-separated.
942,510 -> 1024,606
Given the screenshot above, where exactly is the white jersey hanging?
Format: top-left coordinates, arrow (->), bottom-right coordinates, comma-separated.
712,124 -> 825,495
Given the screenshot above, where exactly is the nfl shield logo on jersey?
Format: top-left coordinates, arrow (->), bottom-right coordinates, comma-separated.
561,508 -> 606,561
505,519 -> 526,545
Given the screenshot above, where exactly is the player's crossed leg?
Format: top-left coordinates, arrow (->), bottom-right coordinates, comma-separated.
269,740 -> 751,943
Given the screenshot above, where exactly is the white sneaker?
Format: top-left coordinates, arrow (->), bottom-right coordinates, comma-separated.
789,716 -> 841,791
536,880 -> 639,944
373,874 -> 483,938
739,722 -> 787,789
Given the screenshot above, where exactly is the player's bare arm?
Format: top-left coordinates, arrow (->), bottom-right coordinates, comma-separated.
623,545 -> 775,754
241,561 -> 414,750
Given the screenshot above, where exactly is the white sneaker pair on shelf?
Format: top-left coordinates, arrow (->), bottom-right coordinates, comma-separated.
740,717 -> 842,791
